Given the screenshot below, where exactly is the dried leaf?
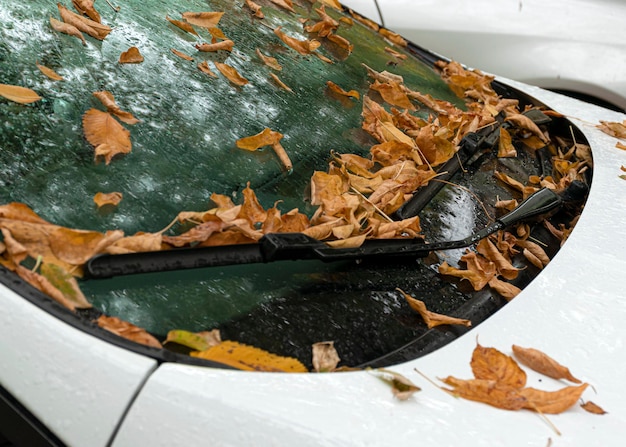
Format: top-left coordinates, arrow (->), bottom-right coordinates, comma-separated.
16,265 -> 81,311
94,192 -> 123,208
192,340 -> 308,372
82,108 -> 132,164
36,62 -> 64,81
269,0 -> 296,13
39,262 -> 92,309
312,341 -> 341,372
326,80 -> 359,99
274,27 -> 321,55
397,288 -> 471,328
476,238 -> 519,280
488,277 -> 521,301
181,11 -> 224,28
616,142 -> 626,150
213,61 -> 249,86
521,383 -> 588,414
581,401 -> 607,415
97,315 -> 163,349
256,49 -> 281,70
498,127 -> 517,157
119,46 -> 144,64
378,28 -> 407,47
269,73 -> 293,93
512,345 -> 581,383
171,48 -> 194,61
236,128 -> 283,151
197,61 -> 218,77
597,120 -> 626,139
195,40 -> 234,52
72,0 -> 101,23
0,83 -> 42,104
93,91 -> 140,125
49,16 -> 86,45
441,376 -> 527,410
58,3 -> 111,41
166,15 -> 199,36
245,0 -> 264,18
471,342 -> 526,389
505,113 -> 549,143
370,80 -> 415,110
327,33 -> 353,53
165,329 -> 221,351
370,368 -> 421,400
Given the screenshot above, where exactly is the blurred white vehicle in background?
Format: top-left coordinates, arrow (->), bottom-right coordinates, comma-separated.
342,0 -> 626,111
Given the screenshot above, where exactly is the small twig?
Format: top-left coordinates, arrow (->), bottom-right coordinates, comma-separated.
350,187 -> 394,222
31,255 -> 43,272
104,0 -> 121,13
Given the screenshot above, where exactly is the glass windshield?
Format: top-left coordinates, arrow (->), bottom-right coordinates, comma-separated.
0,0 -> 589,370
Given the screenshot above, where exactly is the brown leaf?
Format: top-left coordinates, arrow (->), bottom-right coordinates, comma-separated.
370,80 -> 415,110
256,49 -> 281,70
39,262 -> 92,309
597,120 -> 626,139
16,265 -> 83,311
245,0 -> 264,18
378,28 -> 407,47
0,83 -> 42,104
82,108 -> 132,164
171,48 -> 194,61
106,232 -> 162,254
213,61 -> 249,86
72,0 -> 101,23
93,91 -> 140,125
581,400 -> 607,415
269,0 -> 296,13
166,15 -> 199,36
274,27 -> 321,55
197,61 -> 217,77
327,33 -> 353,53
441,376 -> 527,410
181,11 -> 224,29
488,277 -> 521,301
36,62 -> 64,81
371,368 -> 421,400
397,288 -> 472,328
505,113 -> 549,143
236,128 -> 283,150
520,383 -> 588,414
269,73 -> 293,93
476,238 -> 519,280
97,315 -> 163,349
58,3 -> 111,40
195,40 -> 234,52
471,342 -> 527,389
191,340 -> 308,372
326,80 -> 359,99
119,47 -> 144,64
498,127 -> 517,157
49,16 -> 86,45
512,345 -> 581,383
312,341 -> 341,372
94,192 -> 123,208
50,227 -> 125,265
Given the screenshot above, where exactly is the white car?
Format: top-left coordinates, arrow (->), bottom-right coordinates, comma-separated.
1,1 -> 626,446
343,0 -> 626,111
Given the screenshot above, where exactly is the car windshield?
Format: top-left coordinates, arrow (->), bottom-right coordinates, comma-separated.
0,0 -> 590,370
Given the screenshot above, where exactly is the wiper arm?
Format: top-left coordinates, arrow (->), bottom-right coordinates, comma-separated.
85,184 -> 585,279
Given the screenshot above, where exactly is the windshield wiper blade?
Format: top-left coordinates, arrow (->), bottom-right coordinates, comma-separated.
85,185 -> 581,279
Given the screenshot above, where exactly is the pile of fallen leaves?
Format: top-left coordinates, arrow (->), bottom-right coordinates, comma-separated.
0,0 -> 596,374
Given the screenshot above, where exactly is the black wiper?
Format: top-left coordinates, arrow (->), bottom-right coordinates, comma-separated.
85,183 -> 586,279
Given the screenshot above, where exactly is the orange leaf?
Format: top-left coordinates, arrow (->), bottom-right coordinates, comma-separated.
119,47 -> 144,64
397,288 -> 471,329
166,15 -> 199,36
97,315 -> 163,349
269,0 -> 296,13
378,28 -> 407,47
93,91 -> 140,125
58,3 -> 111,41
191,340 -> 308,372
581,400 -> 607,415
597,120 -> 626,139
476,238 -> 519,280
72,0 -> 101,23
36,62 -> 64,81
236,128 -> 283,151
269,73 -> 293,93
327,33 -> 353,53
94,192 -> 123,208
195,40 -> 234,52
256,49 -> 281,70
16,265 -> 83,311
370,80 -> 414,110
171,48 -> 194,61
505,113 -> 549,143
82,108 -> 132,164
181,11 -> 224,28
197,61 -> 218,77
245,0 -> 264,18
520,383 -> 588,414
213,61 -> 249,86
49,16 -> 86,45
488,277 -> 521,301
0,83 -> 42,104
441,376 -> 527,410
471,342 -> 527,389
498,127 -> 517,157
274,27 -> 321,55
511,345 -> 581,383
326,80 -> 359,99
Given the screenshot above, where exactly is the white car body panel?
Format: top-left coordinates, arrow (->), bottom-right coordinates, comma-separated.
112,86 -> 626,446
0,284 -> 157,447
342,0 -> 626,110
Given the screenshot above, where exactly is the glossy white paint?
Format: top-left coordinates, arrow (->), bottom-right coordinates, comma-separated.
342,0 -> 626,110
0,284 -> 157,447
112,87 -> 626,446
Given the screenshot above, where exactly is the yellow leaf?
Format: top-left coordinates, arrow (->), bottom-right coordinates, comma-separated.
192,340 -> 308,372
39,262 -> 92,309
0,83 -> 42,104
165,329 -> 221,351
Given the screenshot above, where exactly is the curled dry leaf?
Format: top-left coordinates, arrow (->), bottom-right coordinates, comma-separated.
192,340 -> 308,372
256,48 -> 282,70
326,81 -> 359,100
581,400 -> 607,415
97,315 -> 163,349
171,48 -> 193,61
119,46 -> 144,64
93,91 -> 140,125
72,0 -> 101,23
471,342 -> 527,389
94,192 -> 123,208
319,0 -> 343,10
378,28 -> 407,47
197,61 -> 218,77
58,3 -> 111,41
520,383 -> 588,414
511,345 -> 581,383
236,128 -> 283,151
166,15 -> 199,36
245,0 -> 264,19
498,127 -> 517,158
0,83 -> 42,104
181,11 -> 224,29
269,0 -> 296,13
270,73 -> 293,93
488,277 -> 521,301
165,329 -> 221,351
441,376 -> 527,410
274,27 -> 321,55
213,61 -> 249,86
195,40 -> 234,52
16,265 -> 85,311
597,120 -> 626,139
50,16 -> 86,45
370,368 -> 421,400
36,62 -> 64,81
312,341 -> 341,372
397,288 -> 472,329
82,108 -> 132,164
39,262 -> 92,309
